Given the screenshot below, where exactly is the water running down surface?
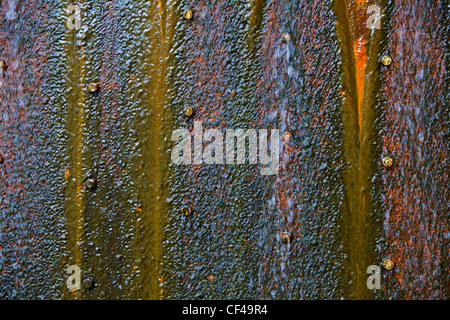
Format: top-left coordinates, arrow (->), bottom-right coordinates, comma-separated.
0,0 -> 448,299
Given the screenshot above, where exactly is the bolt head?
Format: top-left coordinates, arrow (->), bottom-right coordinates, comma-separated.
181,207 -> 192,217
85,178 -> 97,190
88,83 -> 99,93
82,276 -> 95,290
183,10 -> 193,20
184,107 -> 194,117
381,55 -> 392,66
382,157 -> 393,168
281,33 -> 291,42
282,132 -> 292,142
280,231 -> 292,243
383,258 -> 394,270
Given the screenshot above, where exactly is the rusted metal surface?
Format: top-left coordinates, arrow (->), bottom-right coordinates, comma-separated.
253,0 -> 344,299
378,0 -> 449,299
0,0 -> 60,299
0,0 -> 448,300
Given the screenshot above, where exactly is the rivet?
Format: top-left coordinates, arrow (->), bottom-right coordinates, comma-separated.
184,107 -> 194,117
280,231 -> 292,243
0,60 -> 5,69
181,207 -> 192,217
282,132 -> 292,142
381,55 -> 392,66
383,258 -> 394,271
281,33 -> 291,42
183,10 -> 193,20
82,276 -> 95,290
88,83 -> 99,93
382,156 -> 393,168
85,178 -> 96,190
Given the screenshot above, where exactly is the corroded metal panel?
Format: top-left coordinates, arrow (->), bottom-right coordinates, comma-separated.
378,0 -> 449,300
0,0 -> 448,300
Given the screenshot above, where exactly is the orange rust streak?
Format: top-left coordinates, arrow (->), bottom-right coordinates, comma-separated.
356,0 -> 369,8
354,36 -> 368,140
157,0 -> 165,48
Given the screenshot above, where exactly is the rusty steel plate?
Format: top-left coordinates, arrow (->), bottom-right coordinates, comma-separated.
0,0 -> 448,300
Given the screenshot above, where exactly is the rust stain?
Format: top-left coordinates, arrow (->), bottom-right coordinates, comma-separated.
380,0 -> 449,299
157,0 -> 165,48
356,0 -> 369,8
354,35 -> 367,140
334,0 -> 382,299
1,0 -> 448,301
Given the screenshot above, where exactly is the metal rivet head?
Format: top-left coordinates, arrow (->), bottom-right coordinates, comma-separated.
85,178 -> 96,190
381,55 -> 392,66
282,132 -> 292,142
382,157 -> 393,168
0,60 -> 5,69
183,10 -> 193,20
181,207 -> 192,217
82,276 -> 95,290
383,258 -> 394,270
280,231 -> 292,243
281,33 -> 291,42
184,107 -> 194,117
88,83 -> 99,93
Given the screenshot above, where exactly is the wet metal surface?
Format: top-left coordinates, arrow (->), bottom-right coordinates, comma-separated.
378,0 -> 449,300
0,0 -> 448,300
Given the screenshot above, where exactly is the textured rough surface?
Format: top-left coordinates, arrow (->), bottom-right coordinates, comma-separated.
0,0 -> 448,299
377,0 -> 449,300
